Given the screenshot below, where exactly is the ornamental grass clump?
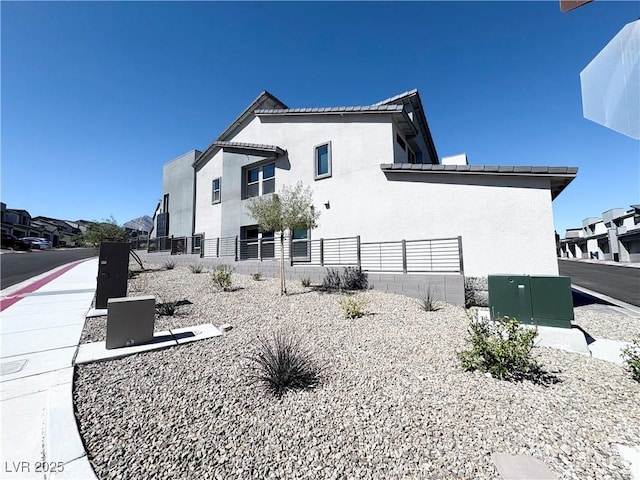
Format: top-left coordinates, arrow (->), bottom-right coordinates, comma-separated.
189,264 -> 203,274
622,336 -> 640,382
252,272 -> 263,281
164,260 -> 176,270
211,264 -> 234,291
155,301 -> 178,317
322,267 -> 369,291
247,331 -> 323,398
457,315 -> 542,382
418,286 -> 441,312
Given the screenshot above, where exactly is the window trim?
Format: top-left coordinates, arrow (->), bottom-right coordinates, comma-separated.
212,178 -> 221,204
314,141 -> 332,180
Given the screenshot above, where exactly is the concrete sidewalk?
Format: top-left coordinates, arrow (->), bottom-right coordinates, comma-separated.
1,258 -> 98,480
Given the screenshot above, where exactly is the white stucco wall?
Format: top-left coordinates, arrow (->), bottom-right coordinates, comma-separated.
162,150 -> 200,238
194,114 -> 563,277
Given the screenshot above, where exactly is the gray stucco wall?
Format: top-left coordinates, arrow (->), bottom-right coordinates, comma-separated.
162,150 -> 200,238
133,251 -> 465,306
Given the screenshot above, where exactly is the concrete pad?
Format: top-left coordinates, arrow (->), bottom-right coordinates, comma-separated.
492,453 -> 557,479
75,331 -> 177,365
590,338 -> 633,365
0,391 -> 48,479
46,383 -> 86,465
1,324 -> 84,357
50,456 -> 98,480
533,325 -> 591,356
0,298 -> 92,317
0,348 -> 76,382
85,308 -> 107,318
615,444 -> 640,480
1,368 -> 72,401
172,323 -> 223,344
0,310 -> 87,334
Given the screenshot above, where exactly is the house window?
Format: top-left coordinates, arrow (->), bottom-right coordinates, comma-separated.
244,163 -> 275,199
314,142 -> 332,180
396,133 -> 406,151
291,229 -> 310,260
212,178 -> 221,204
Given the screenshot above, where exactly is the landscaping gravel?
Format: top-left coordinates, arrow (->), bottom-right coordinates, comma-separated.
74,264 -> 640,480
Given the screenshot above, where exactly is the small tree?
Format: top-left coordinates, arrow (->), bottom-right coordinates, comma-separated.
246,182 -> 320,295
80,216 -> 128,247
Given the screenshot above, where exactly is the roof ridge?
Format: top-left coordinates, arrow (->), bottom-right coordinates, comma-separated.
373,89 -> 419,106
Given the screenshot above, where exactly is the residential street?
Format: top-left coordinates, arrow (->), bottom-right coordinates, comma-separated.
558,259 -> 640,307
0,248 -> 97,289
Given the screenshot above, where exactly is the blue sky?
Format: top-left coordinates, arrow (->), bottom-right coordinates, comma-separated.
1,1 -> 638,236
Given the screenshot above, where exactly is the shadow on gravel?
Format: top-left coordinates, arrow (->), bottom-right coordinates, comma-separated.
571,289 -> 614,307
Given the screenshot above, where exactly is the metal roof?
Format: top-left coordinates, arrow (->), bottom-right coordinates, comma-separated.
254,104 -> 404,115
379,163 -> 578,199
192,141 -> 286,167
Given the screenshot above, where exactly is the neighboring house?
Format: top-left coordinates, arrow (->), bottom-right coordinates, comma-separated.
2,208 -> 32,238
154,150 -> 201,239
560,205 -> 640,262
175,89 -> 576,277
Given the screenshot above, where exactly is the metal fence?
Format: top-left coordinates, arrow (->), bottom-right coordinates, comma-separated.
147,236 -> 203,256
193,234 -> 463,274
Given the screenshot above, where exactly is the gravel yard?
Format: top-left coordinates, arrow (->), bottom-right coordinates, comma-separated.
74,264 -> 640,480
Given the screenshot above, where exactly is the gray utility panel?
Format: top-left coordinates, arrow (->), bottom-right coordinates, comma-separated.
106,296 -> 155,349
488,275 -> 574,329
96,242 -> 130,309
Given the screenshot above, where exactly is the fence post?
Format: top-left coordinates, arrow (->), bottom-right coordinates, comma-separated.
356,236 -> 361,268
289,236 -> 294,266
457,236 -> 464,275
216,237 -> 219,258
402,240 -> 407,274
258,238 -> 262,261
235,236 -> 238,262
320,238 -> 324,266
200,235 -> 204,258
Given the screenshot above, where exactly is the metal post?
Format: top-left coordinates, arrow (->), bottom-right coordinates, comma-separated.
258,238 -> 262,261
356,235 -> 361,268
320,238 -> 324,266
457,236 -> 464,275
289,236 -> 294,266
216,237 -> 220,258
402,240 -> 407,274
200,235 -> 204,258
235,236 -> 238,262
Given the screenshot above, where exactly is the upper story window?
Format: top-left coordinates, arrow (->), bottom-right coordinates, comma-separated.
244,162 -> 275,199
314,142 -> 332,180
212,178 -> 221,204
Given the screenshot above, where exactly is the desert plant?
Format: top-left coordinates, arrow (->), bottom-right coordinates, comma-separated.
252,272 -> 263,281
322,267 -> 369,291
418,287 -> 440,312
189,264 -> 203,274
464,276 -> 489,308
164,260 -> 176,270
341,267 -> 369,290
301,276 -> 311,288
156,300 -> 178,317
457,315 -> 541,381
246,331 -> 323,398
622,336 -> 640,382
322,268 -> 342,290
211,264 -> 234,291
339,296 -> 367,319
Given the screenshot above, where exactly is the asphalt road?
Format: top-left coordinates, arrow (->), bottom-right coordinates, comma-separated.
558,259 -> 640,307
0,248 -> 97,289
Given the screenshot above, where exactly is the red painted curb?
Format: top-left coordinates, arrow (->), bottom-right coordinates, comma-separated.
0,259 -> 92,313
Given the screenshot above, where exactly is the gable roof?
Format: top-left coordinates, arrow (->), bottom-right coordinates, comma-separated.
380,163 -> 578,199
194,141 -> 286,168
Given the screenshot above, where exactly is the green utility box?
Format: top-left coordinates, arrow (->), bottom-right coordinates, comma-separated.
488,275 -> 574,328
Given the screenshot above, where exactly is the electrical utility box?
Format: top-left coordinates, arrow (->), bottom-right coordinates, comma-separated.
96,242 -> 130,309
488,275 -> 574,329
106,296 -> 155,349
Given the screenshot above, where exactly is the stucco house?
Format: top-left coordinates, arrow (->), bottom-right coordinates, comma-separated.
560,205 -> 640,262
172,89 -> 576,278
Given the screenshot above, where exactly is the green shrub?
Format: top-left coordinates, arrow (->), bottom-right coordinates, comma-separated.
246,331 -> 323,398
339,296 -> 367,319
457,316 -> 542,381
322,267 -> 368,291
622,336 -> 640,382
164,260 -> 176,270
252,272 -> 263,281
301,276 -> 311,288
464,276 -> 488,308
189,264 -> 203,274
418,287 -> 441,312
211,264 -> 234,291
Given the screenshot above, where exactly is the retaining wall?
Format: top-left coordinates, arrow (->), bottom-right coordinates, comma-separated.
134,251 -> 465,306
